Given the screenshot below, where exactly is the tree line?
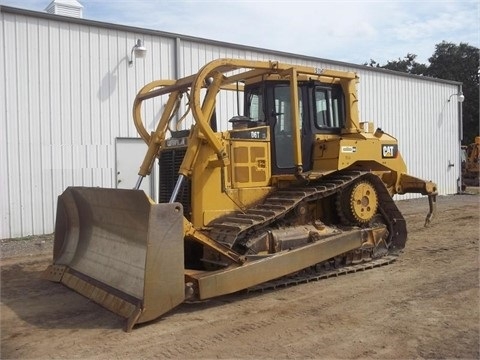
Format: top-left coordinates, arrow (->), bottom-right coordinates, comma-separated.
365,41 -> 479,145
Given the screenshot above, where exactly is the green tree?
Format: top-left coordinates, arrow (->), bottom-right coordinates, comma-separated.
363,53 -> 427,74
383,53 -> 428,75
365,42 -> 479,145
426,42 -> 479,145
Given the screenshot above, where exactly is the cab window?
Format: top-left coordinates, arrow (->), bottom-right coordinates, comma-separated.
247,88 -> 264,122
313,85 -> 345,130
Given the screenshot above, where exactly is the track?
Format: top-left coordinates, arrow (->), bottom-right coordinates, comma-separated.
206,170 -> 407,253
201,171 -> 408,296
247,255 -> 398,292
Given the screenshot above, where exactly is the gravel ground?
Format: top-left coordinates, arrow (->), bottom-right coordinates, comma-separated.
1,192 -> 478,360
0,234 -> 54,259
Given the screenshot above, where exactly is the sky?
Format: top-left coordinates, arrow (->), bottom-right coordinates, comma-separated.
2,0 -> 479,65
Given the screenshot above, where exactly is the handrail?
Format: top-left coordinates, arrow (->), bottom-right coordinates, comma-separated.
132,58 -> 361,179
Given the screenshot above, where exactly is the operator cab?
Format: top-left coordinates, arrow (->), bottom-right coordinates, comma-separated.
244,81 -> 346,174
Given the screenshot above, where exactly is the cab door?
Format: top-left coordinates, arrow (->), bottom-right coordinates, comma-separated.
246,82 -> 308,175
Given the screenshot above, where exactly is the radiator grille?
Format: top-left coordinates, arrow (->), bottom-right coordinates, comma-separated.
159,147 -> 191,220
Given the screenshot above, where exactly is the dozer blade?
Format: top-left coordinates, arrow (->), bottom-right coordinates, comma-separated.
43,187 -> 185,331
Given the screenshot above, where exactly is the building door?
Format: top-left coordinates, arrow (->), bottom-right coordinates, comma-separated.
115,137 -> 154,198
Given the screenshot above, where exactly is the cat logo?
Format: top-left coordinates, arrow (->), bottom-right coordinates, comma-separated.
382,144 -> 398,158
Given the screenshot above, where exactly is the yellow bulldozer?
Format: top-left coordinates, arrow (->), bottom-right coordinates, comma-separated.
44,59 -> 437,331
461,136 -> 480,187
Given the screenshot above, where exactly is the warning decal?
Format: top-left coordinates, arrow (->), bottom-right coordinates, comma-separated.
341,146 -> 357,153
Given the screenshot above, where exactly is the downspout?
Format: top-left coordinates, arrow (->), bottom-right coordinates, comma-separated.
459,84 -> 463,142
174,37 -> 182,125
153,37 -> 182,202
457,84 -> 464,193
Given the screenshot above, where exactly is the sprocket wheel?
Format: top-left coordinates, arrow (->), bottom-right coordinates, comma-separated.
337,180 -> 379,225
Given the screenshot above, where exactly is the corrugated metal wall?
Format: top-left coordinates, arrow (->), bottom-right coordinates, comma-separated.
354,70 -> 461,198
1,7 -> 462,238
1,8 -> 176,237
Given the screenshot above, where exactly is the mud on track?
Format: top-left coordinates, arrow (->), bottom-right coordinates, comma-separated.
1,194 -> 479,359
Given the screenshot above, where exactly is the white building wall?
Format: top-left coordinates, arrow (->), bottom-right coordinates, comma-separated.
1,9 -> 177,237
0,6 -> 462,238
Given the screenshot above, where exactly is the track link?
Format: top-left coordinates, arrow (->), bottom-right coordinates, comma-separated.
247,255 -> 398,293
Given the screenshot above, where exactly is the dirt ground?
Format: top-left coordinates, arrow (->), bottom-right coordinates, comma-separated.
1,192 -> 479,359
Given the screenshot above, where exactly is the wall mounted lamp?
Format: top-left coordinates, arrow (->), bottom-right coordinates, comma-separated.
448,92 -> 465,103
129,39 -> 147,66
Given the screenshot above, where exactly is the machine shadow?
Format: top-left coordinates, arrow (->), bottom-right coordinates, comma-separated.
0,258 -> 123,330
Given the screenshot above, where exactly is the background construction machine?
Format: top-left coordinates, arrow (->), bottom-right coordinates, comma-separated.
461,136 -> 480,187
44,59 -> 437,331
